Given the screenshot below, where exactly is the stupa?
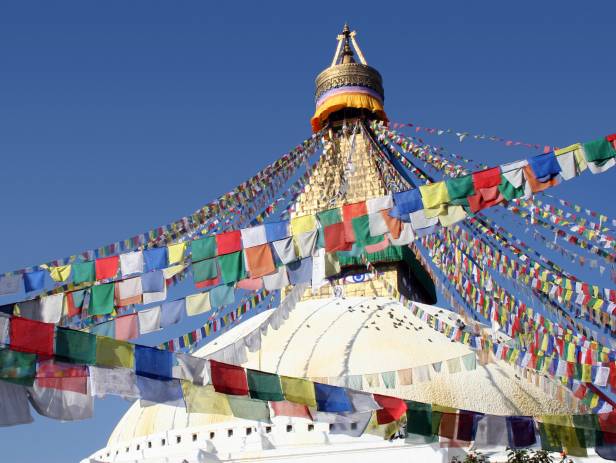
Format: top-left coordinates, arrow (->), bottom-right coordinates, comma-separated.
82,25 -> 585,463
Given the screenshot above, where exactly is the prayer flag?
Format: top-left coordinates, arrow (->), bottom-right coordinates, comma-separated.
219,251 -> 247,284
420,182 -> 450,217
290,215 -> 317,236
181,382 -> 232,415
0,348 -> 36,386
10,317 -> 54,356
247,369 -> 284,401
314,383 -> 353,412
506,416 -> 536,448
366,194 -> 393,213
24,270 -> 46,292
138,305 -> 161,334
115,277 -> 143,307
227,395 -> 271,422
270,400 -> 312,419
119,251 -> 143,277
55,328 -> 97,364
216,230 -> 242,255
95,337 -> 134,369
160,299 -> 185,327
143,247 -> 168,272
342,202 -> 368,242
272,237 -> 298,264
167,242 -> 186,265
89,283 -> 115,316
374,394 -> 407,424
240,225 -> 267,248
245,244 -> 276,278
392,189 -> 423,215
95,255 -> 119,280
210,285 -> 235,307
48,265 -> 71,282
115,313 -> 138,340
192,258 -> 218,283
135,345 -> 173,380
137,376 -> 182,404
210,360 -> 249,396
72,261 -> 95,284
264,221 -> 289,242
173,353 -> 209,385
192,236 -> 217,262
185,292 -> 211,316
280,376 -> 317,407
528,152 -> 561,181
317,208 -> 342,227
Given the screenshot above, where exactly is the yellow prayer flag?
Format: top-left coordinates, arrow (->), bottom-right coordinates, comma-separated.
280,376 -> 316,407
581,364 -> 592,383
167,242 -> 187,265
290,215 -> 317,236
419,182 -> 450,208
181,382 -> 232,415
186,292 -> 211,316
95,337 -> 134,369
48,265 -> 72,282
163,264 -> 185,279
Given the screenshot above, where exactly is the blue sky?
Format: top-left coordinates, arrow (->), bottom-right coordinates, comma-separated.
0,1 -> 615,461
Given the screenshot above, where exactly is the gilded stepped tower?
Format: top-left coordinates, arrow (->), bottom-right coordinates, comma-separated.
295,24 -> 435,303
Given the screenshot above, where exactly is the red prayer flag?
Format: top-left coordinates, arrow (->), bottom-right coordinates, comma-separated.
36,360 -> 88,394
65,292 -> 81,318
324,223 -> 352,252
216,230 -> 242,255
472,167 -> 501,189
210,360 -> 249,395
373,393 -> 407,424
270,400 -> 312,419
95,255 -> 119,280
244,244 -> 276,278
10,317 -> 55,356
607,133 -> 616,150
342,202 -> 368,242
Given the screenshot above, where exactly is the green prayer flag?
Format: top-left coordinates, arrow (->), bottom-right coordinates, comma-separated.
90,283 -> 115,316
499,179 -> 525,201
317,208 -> 342,227
219,251 -> 246,284
192,236 -> 217,262
247,369 -> 284,401
381,371 -> 396,389
95,337 -> 134,369
72,261 -> 95,284
0,349 -> 36,386
446,175 -> 475,204
192,258 -> 218,282
55,327 -> 97,364
227,395 -> 271,422
583,138 -> 616,163
405,400 -> 437,442
352,215 -> 384,246
572,413 -> 601,448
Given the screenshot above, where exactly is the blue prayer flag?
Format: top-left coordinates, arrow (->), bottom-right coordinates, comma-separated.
314,382 -> 353,413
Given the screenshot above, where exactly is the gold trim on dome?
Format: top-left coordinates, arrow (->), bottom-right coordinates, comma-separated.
315,63 -> 384,102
